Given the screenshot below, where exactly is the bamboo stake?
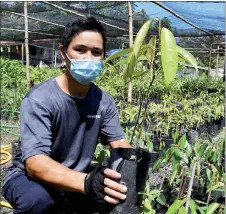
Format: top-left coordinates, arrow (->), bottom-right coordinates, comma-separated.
24,1 -> 30,90
208,37 -> 214,76
52,39 -> 55,66
127,1 -> 133,103
42,1 -> 129,32
216,45 -> 220,77
5,10 -> 65,27
185,162 -> 197,213
21,43 -> 24,64
152,1 -> 215,37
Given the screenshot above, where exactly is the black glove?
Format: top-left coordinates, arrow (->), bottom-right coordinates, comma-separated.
84,165 -> 107,203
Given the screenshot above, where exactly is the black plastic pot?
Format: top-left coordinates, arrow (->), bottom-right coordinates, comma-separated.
221,117 -> 225,128
101,148 -> 151,214
163,138 -> 173,150
187,130 -> 200,144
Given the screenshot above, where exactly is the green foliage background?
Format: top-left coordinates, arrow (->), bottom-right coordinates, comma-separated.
1,58 -> 61,119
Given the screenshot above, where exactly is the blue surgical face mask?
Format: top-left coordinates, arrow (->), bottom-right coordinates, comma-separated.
66,54 -> 103,85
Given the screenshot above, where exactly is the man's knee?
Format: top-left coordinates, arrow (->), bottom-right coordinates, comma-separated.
2,173 -> 56,214
14,187 -> 55,213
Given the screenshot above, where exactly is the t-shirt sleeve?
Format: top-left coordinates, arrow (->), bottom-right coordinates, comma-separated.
99,98 -> 125,145
20,97 -> 52,162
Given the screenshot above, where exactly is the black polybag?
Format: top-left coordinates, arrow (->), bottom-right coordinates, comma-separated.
101,148 -> 152,214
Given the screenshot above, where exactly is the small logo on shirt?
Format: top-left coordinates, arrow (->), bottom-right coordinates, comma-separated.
87,115 -> 101,119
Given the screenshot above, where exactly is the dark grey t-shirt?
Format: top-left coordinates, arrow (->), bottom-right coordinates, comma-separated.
3,78 -> 125,186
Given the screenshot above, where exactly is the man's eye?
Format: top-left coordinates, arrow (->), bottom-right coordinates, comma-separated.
76,49 -> 85,53
93,50 -> 102,55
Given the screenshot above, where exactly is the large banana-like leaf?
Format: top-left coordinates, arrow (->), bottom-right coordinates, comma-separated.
105,47 -> 132,63
160,27 -> 178,87
137,55 -> 148,61
146,36 -> 157,65
177,46 -> 198,71
123,53 -> 136,80
133,19 -> 154,59
131,71 -> 149,80
105,44 -> 154,63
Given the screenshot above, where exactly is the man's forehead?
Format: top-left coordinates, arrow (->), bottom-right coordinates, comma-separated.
70,33 -> 103,48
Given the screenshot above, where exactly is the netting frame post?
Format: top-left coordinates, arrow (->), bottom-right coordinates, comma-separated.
24,1 -> 30,90
127,1 -> 133,103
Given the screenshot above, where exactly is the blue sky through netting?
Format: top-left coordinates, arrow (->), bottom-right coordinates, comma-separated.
135,2 -> 225,33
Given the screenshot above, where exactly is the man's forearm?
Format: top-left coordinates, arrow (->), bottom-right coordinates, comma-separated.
109,139 -> 132,149
26,154 -> 87,193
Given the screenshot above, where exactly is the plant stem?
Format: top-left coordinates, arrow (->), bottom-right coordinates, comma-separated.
185,161 -> 197,213
207,190 -> 212,205
130,93 -> 143,145
135,72 -> 157,147
178,171 -> 185,199
159,174 -> 165,190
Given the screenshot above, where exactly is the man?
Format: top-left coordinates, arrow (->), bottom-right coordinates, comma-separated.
3,17 -> 131,214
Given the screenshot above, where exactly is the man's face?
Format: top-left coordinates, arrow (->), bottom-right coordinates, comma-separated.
66,31 -> 104,63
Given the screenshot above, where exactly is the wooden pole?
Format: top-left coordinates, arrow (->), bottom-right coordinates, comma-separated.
54,50 -> 57,67
208,36 -> 214,76
21,43 -> 24,64
24,1 -> 30,90
127,1 -> 133,103
52,39 -> 55,66
216,45 -> 220,78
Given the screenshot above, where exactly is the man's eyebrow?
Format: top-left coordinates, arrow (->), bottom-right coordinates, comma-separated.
73,44 -> 103,51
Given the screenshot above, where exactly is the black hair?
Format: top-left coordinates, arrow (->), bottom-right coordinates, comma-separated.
62,17 -> 106,56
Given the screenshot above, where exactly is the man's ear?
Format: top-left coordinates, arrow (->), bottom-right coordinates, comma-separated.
59,45 -> 66,60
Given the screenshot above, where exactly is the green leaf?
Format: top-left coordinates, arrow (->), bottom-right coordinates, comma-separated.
206,203 -> 220,214
170,170 -> 177,185
205,146 -> 212,160
131,71 -> 149,81
146,36 -> 157,64
166,199 -> 187,214
198,144 -> 206,158
143,200 -> 153,213
160,27 -> 178,87
145,134 -> 153,153
172,156 -> 179,171
212,151 -> 218,163
172,129 -> 179,144
156,194 -> 167,206
177,46 -> 198,71
139,139 -> 145,147
174,149 -> 182,161
123,53 -> 136,80
197,207 -> 205,214
137,55 -> 148,61
105,47 -> 132,63
189,200 -> 197,214
115,57 -> 127,66
178,134 -> 187,149
133,19 -> 154,59
195,200 -> 208,205
149,190 -> 161,195
206,168 -> 212,182
153,156 -> 164,170
178,206 -> 186,214
186,143 -> 193,158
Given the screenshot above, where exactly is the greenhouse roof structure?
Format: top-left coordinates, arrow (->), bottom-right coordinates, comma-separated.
0,1 -> 224,42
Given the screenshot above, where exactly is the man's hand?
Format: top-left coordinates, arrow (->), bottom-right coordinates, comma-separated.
84,166 -> 127,204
